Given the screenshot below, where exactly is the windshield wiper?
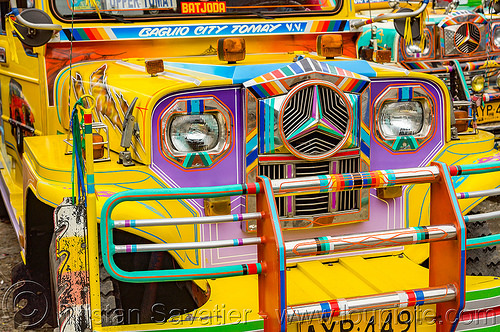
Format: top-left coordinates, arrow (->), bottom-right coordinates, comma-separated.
90,12 -> 132,23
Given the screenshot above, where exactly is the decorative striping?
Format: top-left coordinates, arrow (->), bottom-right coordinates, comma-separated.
287,285 -> 457,322
438,11 -> 487,28
244,58 -> 370,99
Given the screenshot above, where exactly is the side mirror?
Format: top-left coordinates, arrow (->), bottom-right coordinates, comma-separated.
393,8 -> 421,41
15,9 -> 55,47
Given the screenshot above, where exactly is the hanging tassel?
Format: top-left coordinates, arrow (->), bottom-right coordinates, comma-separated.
404,16 -> 413,46
6,17 -> 19,64
419,8 -> 427,50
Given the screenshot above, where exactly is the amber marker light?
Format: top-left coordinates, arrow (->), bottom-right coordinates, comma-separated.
218,38 -> 246,64
145,59 -> 165,76
317,34 -> 343,59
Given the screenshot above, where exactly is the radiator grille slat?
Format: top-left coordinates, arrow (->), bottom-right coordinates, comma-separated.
259,156 -> 360,219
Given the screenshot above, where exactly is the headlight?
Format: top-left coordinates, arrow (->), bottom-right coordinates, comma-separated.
170,114 -> 223,152
494,27 -> 500,48
379,101 -> 423,137
379,101 -> 432,138
471,75 -> 485,92
160,97 -> 232,168
374,84 -> 435,151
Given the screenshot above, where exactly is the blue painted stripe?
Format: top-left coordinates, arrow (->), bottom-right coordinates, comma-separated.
415,290 -> 425,306
71,28 -> 83,41
289,62 -> 304,74
320,61 -> 329,73
259,100 -> 266,153
246,148 -> 258,169
361,140 -> 370,157
246,135 -> 258,154
320,302 -> 331,320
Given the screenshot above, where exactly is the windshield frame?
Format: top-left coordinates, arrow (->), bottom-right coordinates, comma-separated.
49,0 -> 344,24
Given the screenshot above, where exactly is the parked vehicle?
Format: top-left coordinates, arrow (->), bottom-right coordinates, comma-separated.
356,0 -> 500,137
2,0 -> 500,330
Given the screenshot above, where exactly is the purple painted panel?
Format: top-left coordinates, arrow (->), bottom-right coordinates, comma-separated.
369,79 -> 445,171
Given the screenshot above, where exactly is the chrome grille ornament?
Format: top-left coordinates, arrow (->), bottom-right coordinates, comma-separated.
279,80 -> 353,160
454,22 -> 480,54
438,11 -> 487,57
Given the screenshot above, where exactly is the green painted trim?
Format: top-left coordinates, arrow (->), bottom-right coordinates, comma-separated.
98,320 -> 264,331
455,324 -> 500,332
467,234 -> 500,249
466,285 -> 500,301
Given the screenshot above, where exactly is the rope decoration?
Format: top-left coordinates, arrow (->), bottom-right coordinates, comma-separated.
70,95 -> 96,205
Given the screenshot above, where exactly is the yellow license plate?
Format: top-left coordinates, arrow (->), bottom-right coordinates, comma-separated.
477,101 -> 500,124
299,308 -> 418,332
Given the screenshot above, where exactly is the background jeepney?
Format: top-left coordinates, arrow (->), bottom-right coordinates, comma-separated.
356,0 -> 500,137
2,0 -> 500,330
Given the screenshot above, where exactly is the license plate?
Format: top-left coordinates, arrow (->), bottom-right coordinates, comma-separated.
299,309 -> 416,332
477,101 -> 500,124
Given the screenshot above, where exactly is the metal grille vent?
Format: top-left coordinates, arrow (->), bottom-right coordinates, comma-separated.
282,84 -> 349,158
259,156 -> 360,219
294,162 -> 331,216
454,23 -> 481,54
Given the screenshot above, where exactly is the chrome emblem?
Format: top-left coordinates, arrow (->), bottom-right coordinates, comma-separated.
279,80 -> 352,160
454,22 -> 480,54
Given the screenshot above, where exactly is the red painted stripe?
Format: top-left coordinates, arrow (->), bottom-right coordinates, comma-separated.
271,69 -> 285,78
318,21 -> 329,32
460,306 -> 500,321
260,83 -> 275,96
83,28 -> 98,40
247,264 -> 258,274
246,183 -> 258,194
328,300 -> 340,317
405,290 -> 416,307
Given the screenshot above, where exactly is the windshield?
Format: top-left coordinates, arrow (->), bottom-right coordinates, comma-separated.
52,0 -> 340,20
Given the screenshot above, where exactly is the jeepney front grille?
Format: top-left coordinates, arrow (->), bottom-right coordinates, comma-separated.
259,156 -> 360,218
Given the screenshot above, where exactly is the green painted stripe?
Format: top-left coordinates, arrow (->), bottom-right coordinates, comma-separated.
141,320 -> 264,331
281,67 -> 294,76
415,227 -> 425,242
455,324 -> 500,332
466,285 -> 500,301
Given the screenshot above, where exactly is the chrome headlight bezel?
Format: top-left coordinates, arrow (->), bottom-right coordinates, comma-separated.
491,21 -> 500,51
374,85 -> 434,151
160,97 -> 232,168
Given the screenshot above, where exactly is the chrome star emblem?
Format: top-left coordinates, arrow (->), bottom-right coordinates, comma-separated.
280,80 -> 353,160
454,22 -> 480,54
286,85 -> 346,142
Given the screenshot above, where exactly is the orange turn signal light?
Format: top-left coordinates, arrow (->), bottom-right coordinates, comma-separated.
145,59 -> 164,76
317,34 -> 343,59
218,38 -> 246,63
